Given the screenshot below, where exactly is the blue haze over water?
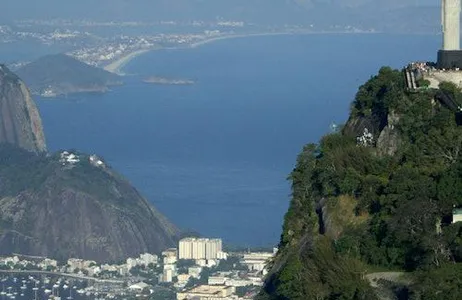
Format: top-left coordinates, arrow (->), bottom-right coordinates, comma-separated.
35,34 -> 440,248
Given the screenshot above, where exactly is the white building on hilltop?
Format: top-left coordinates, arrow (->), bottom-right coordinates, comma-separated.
59,151 -> 80,166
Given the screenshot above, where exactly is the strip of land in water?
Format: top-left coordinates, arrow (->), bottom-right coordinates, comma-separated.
103,49 -> 150,75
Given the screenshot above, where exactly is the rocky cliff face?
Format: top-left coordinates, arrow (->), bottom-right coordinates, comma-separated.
0,67 -> 179,262
0,65 -> 46,152
0,146 -> 179,262
342,109 -> 401,157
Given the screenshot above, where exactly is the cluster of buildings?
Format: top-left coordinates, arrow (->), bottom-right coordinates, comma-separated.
58,151 -> 105,169
173,239 -> 277,299
14,19 -> 246,29
66,32 -> 216,68
0,237 -> 277,299
0,26 -> 92,46
59,151 -> 80,166
68,36 -> 154,67
67,253 -> 158,278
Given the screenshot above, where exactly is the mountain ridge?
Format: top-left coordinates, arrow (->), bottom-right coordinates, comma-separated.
0,66 -> 179,262
16,54 -> 122,97
260,67 -> 462,299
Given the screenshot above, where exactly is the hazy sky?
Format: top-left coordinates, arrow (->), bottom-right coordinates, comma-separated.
0,0 -> 440,26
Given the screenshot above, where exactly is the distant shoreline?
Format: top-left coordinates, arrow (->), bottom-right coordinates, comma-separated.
103,49 -> 151,75
189,30 -> 377,48
108,31 -> 377,75
190,32 -> 299,48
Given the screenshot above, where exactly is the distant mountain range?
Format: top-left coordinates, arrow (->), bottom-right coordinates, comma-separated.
2,0 -> 440,33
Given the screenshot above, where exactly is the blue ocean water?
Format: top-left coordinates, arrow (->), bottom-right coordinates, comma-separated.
36,33 -> 440,248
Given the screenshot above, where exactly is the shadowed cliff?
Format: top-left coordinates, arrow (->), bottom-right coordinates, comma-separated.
0,65 -> 46,152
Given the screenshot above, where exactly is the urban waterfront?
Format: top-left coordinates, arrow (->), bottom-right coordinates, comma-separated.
0,236 -> 276,299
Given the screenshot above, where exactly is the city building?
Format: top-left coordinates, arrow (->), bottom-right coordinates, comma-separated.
67,258 -> 85,271
161,269 -> 174,283
196,259 -> 207,267
177,285 -> 236,300
208,276 -> 226,285
241,252 -> 275,273
126,258 -> 138,270
38,258 -> 58,270
217,251 -> 228,260
128,282 -> 151,292
179,238 -> 223,260
139,253 -> 158,265
163,248 -> 178,265
177,274 -> 192,286
127,253 -> 159,269
188,266 -> 202,279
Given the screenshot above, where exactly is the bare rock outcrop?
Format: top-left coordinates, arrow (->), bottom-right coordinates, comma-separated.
0,65 -> 46,152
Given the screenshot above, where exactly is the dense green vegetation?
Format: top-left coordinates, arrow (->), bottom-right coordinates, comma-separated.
260,67 -> 462,299
0,143 -> 55,195
0,144 -> 138,209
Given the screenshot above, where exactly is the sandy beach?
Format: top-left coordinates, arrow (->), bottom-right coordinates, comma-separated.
190,30 -> 375,48
189,32 -> 294,48
103,31 -> 373,75
104,49 -> 151,75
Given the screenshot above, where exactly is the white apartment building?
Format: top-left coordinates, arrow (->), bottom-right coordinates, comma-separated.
179,238 -> 223,260
192,239 -> 206,259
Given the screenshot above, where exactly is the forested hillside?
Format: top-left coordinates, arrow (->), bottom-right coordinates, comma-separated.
260,67 -> 462,299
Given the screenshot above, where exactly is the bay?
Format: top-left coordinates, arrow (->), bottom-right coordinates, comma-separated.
36,33 -> 440,248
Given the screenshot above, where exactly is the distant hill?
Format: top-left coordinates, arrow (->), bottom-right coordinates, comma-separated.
0,65 -> 179,262
0,144 -> 179,262
16,54 -> 122,97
